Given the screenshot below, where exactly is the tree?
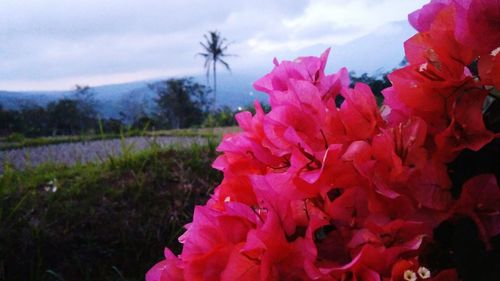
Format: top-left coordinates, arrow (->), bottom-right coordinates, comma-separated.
19,104 -> 50,137
119,90 -> 151,126
72,85 -> 98,132
47,99 -> 82,135
198,30 -> 232,109
0,104 -> 18,136
152,78 -> 211,129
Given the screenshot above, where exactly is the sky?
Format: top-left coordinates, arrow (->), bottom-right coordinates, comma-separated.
0,0 -> 429,91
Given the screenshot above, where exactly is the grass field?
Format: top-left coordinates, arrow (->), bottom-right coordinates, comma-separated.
0,127 -> 239,151
0,140 -> 222,281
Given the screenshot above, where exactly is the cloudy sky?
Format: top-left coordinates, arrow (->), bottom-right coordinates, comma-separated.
0,0 -> 428,91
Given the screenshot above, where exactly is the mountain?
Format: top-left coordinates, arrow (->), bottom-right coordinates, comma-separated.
0,74 -> 269,118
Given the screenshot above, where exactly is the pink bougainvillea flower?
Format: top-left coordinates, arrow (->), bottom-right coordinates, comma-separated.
410,0 -> 499,58
382,60 -> 494,162
256,75 -> 348,159
370,117 -> 428,184
454,174 -> 500,246
238,210 -> 315,281
455,0 -> 500,56
382,61 -> 473,134
409,0 -> 499,92
340,83 -> 385,140
408,0 -> 451,32
146,248 -> 184,281
180,203 -> 257,280
347,220 -> 427,274
350,117 -> 453,214
253,49 -> 349,107
478,47 -> 500,89
407,0 -> 475,67
434,87 -> 494,160
147,1 -> 500,276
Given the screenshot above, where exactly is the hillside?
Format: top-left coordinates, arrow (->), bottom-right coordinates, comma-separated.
0,74 -> 268,118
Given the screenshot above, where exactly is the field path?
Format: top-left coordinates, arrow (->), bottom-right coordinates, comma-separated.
0,136 -> 207,173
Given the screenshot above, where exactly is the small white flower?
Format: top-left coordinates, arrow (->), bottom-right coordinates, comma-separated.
224,196 -> 231,203
404,270 -> 417,281
45,178 -> 58,193
418,266 -> 431,279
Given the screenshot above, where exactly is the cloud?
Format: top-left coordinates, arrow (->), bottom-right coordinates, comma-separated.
0,0 -> 427,91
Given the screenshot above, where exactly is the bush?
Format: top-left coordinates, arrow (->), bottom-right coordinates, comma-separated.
4,132 -> 26,143
0,145 -> 221,281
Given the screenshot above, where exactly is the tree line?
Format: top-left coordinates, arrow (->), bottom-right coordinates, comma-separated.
0,78 -> 247,138
0,72 -> 390,139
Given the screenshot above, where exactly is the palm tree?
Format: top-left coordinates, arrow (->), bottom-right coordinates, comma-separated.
198,30 -> 231,109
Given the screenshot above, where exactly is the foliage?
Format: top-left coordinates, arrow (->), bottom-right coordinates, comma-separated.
0,127 -> 237,151
0,144 -> 221,281
0,86 -> 109,137
152,78 -> 211,129
202,106 -> 237,127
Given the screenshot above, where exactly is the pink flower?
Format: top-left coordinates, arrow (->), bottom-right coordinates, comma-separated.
409,0 -> 500,57
155,203 -> 257,280
253,49 -> 349,107
455,0 -> 500,56
147,3 -> 500,275
340,83 -> 384,140
146,248 -> 183,281
434,87 -> 494,160
409,0 -> 452,32
454,174 -> 500,246
383,60 -> 493,162
478,48 -> 500,88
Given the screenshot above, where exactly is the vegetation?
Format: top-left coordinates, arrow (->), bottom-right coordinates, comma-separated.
0,86 -> 120,138
0,70 -> 392,144
0,127 -> 239,151
151,78 -> 211,129
1,79 -> 227,140
198,30 -> 232,108
0,143 -> 221,281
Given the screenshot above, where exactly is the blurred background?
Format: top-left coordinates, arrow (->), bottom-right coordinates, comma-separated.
0,0 -> 427,126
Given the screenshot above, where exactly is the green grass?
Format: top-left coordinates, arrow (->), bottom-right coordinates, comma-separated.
0,126 -> 239,151
0,141 -> 222,281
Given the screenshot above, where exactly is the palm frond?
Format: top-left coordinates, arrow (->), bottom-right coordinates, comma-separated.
218,58 -> 231,71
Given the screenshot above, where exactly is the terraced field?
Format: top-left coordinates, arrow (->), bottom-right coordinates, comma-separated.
0,136 -> 208,173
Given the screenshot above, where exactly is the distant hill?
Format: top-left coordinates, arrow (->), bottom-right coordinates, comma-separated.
0,74 -> 268,118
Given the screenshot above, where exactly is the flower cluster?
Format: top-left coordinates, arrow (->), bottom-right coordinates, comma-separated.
147,1 -> 499,280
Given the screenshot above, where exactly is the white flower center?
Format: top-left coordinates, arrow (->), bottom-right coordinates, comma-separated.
404,270 -> 417,281
419,63 -> 428,72
418,266 -> 431,279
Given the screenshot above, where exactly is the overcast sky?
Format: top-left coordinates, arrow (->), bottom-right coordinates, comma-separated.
0,0 -> 428,91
